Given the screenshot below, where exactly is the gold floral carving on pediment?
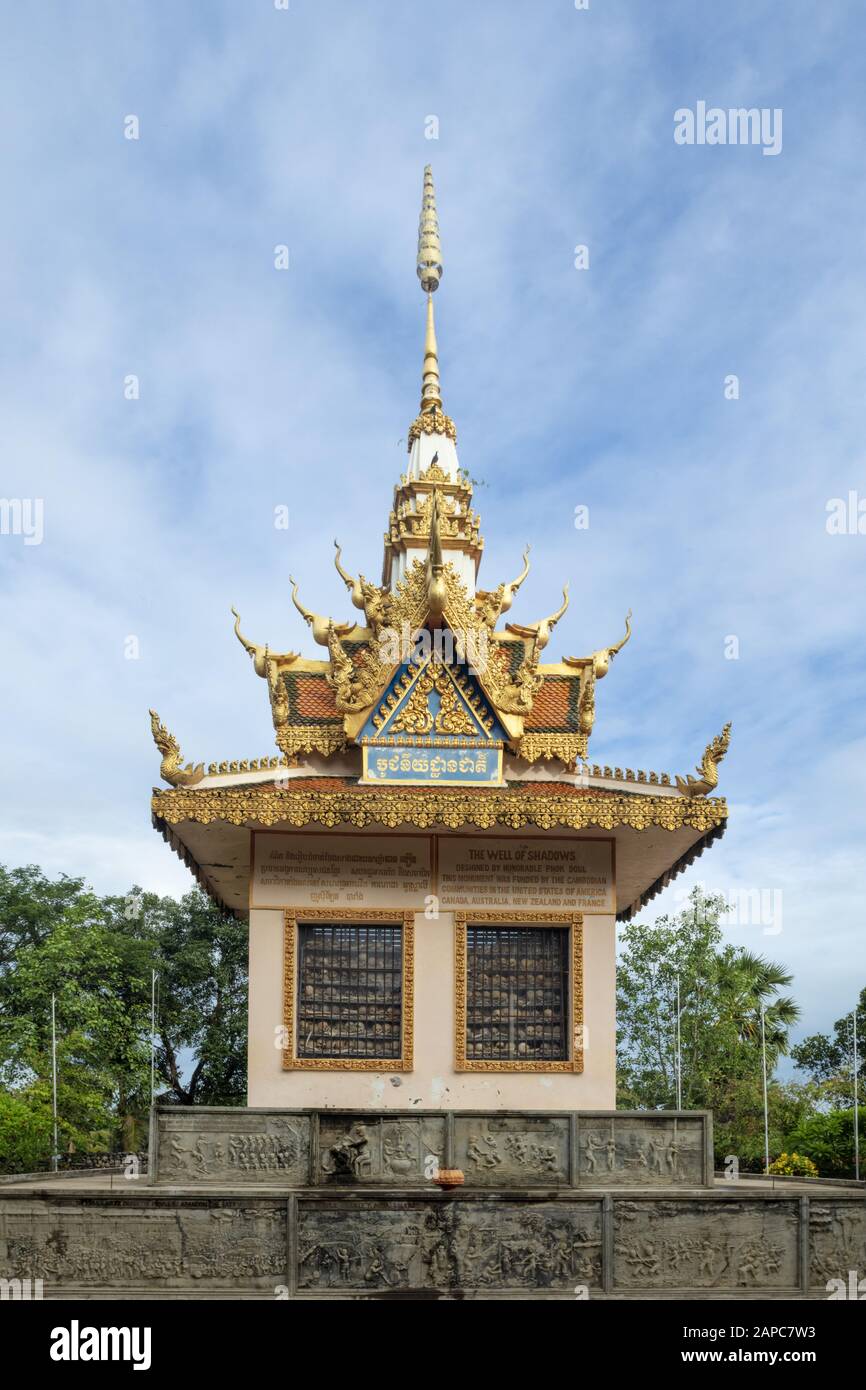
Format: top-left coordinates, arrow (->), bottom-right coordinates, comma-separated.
372,654 -> 495,740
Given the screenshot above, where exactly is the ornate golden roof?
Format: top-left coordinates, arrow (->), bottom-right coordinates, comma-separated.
148,165 -> 730,805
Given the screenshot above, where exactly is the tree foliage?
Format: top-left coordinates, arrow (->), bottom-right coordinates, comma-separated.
790,987 -> 866,1107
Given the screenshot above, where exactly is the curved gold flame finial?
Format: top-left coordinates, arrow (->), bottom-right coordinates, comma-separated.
592,609 -> 633,679
290,577 -> 353,648
506,585 -> 570,652
231,606 -> 270,678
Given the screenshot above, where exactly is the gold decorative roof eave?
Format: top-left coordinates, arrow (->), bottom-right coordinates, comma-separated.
151,784 -> 727,835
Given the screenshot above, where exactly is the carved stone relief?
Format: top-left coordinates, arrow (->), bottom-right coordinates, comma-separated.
613,1199 -> 800,1291
0,1200 -> 286,1289
453,1116 -> 569,1186
297,1201 -> 602,1292
317,1116 -> 446,1184
810,1203 -> 866,1290
156,1111 -> 310,1185
578,1116 -> 704,1186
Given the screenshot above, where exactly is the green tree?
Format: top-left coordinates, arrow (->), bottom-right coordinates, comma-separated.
617,887 -> 800,1165
0,865 -> 248,1168
102,887 -> 248,1110
0,866 -> 148,1162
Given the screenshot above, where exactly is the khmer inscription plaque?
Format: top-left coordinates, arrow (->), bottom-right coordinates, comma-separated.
251,833 -> 431,909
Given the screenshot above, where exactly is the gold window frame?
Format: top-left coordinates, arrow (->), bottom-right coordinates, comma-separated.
455,910 -> 584,1073
282,908 -> 414,1071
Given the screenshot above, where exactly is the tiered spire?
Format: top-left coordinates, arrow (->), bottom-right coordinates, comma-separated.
385,167 -> 479,592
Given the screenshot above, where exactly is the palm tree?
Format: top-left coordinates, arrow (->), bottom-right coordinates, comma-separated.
716,948 -> 799,1057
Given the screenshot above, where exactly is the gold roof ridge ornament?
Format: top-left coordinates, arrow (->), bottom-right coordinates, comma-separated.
334,541 -> 393,630
149,709 -> 204,788
675,721 -> 732,798
408,165 -> 456,449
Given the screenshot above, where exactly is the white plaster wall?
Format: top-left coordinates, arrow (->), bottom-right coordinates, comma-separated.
247,907 -> 616,1111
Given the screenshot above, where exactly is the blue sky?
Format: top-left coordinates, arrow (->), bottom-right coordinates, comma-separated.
1,1 -> 864,1052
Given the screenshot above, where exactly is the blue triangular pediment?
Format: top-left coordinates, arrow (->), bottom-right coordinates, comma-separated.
359,639 -> 505,747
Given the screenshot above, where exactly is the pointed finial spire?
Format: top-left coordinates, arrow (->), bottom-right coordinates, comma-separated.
405,166 -> 457,455
417,166 -> 444,414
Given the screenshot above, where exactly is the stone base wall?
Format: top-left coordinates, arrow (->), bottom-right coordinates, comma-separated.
0,1110 -> 860,1299
1,1189 -> 865,1298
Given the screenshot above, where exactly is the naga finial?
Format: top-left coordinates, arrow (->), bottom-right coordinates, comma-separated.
563,609 -> 633,677
675,721 -> 732,798
476,546 -> 532,629
149,709 -> 204,788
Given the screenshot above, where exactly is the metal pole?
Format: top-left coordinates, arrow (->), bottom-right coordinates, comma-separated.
761,1004 -> 770,1176
150,970 -> 157,1108
675,972 -> 682,1110
853,1006 -> 860,1183
51,993 -> 59,1173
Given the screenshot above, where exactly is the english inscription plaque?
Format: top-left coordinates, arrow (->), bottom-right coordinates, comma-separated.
437,836 -> 614,913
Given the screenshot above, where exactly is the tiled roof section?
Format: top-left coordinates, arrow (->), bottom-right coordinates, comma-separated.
282,670 -> 342,726
524,675 -> 582,733
489,638 -> 523,679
